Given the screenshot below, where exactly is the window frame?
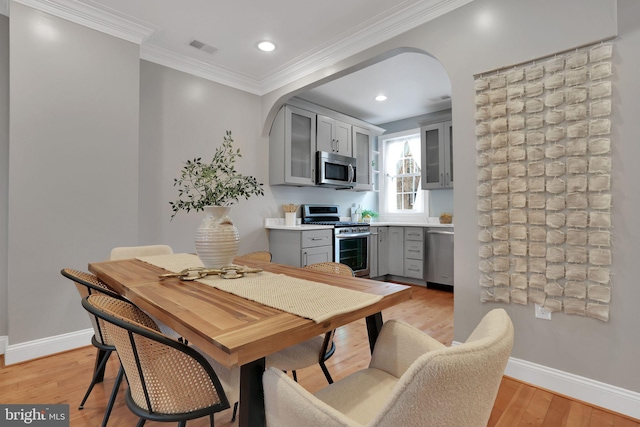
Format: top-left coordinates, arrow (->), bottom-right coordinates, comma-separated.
379,129 -> 428,220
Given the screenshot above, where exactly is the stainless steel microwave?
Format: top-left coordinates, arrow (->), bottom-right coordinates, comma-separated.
316,151 -> 356,188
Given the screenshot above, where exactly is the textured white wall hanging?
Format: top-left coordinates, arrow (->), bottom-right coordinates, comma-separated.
474,43 -> 613,321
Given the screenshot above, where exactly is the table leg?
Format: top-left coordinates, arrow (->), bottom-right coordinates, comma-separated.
365,312 -> 384,353
239,357 -> 266,427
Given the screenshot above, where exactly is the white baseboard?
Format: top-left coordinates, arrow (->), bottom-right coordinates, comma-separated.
4,328 -> 93,365
452,341 -> 639,420
0,335 -> 7,354
505,356 -> 640,420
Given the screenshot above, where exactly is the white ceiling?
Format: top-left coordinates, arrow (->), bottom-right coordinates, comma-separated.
6,0 -> 462,123
297,52 -> 451,125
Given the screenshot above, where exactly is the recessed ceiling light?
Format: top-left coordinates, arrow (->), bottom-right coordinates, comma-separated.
375,95 -> 387,102
257,41 -> 276,52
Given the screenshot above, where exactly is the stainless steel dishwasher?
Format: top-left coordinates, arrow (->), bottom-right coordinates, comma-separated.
425,228 -> 454,286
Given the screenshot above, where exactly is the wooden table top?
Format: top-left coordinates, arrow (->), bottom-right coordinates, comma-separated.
89,255 -> 412,368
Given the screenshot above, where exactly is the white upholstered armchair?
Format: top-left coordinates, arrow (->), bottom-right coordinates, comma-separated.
263,308 -> 514,427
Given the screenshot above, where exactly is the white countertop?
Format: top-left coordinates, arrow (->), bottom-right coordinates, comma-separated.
264,218 -> 333,230
370,221 -> 453,228
264,218 -> 453,230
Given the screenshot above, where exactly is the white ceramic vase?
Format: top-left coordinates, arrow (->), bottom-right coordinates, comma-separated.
195,206 -> 239,268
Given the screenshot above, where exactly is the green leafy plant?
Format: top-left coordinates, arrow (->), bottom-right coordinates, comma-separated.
361,209 -> 379,219
170,130 -> 264,219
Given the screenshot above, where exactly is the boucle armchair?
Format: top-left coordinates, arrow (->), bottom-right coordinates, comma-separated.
263,308 -> 514,427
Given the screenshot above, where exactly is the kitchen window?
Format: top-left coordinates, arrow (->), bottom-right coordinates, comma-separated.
380,130 -> 426,217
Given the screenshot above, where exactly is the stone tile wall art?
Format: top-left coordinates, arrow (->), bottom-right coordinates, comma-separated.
474,43 -> 613,321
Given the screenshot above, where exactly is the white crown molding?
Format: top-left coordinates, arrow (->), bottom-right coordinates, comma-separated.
140,43 -> 263,96
11,0 -> 155,44
0,0 -> 8,17
4,328 -> 93,365
5,0 -> 472,93
259,0 -> 474,94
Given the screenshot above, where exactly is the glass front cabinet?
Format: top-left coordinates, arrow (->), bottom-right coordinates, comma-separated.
352,126 -> 373,191
421,121 -> 453,190
269,105 -> 317,186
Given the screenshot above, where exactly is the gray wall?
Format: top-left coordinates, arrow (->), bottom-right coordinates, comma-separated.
0,15 -> 9,338
138,59 -> 378,242
262,0 -> 640,392
139,60 -> 273,255
8,3 -> 140,343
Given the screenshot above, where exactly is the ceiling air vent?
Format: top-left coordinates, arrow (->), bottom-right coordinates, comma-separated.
189,39 -> 218,55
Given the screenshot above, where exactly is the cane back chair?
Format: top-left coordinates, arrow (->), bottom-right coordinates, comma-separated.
82,294 -> 230,427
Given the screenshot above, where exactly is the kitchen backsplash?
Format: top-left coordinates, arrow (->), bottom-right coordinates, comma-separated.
271,182 -> 452,224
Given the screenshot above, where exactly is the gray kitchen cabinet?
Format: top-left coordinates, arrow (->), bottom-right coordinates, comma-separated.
352,126 -> 373,191
269,105 -> 317,186
421,120 -> 453,189
404,227 -> 425,279
426,228 -> 454,286
269,228 -> 333,268
317,115 -> 352,157
387,227 -> 404,276
369,226 -> 389,278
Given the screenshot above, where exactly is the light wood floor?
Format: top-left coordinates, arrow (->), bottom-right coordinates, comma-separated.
1,285 -> 637,426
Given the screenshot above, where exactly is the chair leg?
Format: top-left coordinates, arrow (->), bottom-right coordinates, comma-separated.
231,401 -> 238,422
101,364 -> 124,427
178,421 -> 187,427
210,412 -> 215,426
79,349 -> 113,409
135,419 -> 145,427
93,348 -> 108,383
292,370 -> 298,382
319,361 -> 334,384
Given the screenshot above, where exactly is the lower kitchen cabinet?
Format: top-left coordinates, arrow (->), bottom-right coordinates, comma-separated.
371,225 -> 453,286
369,226 -> 388,278
269,228 -> 333,268
387,227 -> 405,276
404,227 -> 424,279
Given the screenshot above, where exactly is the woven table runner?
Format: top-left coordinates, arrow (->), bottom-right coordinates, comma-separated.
136,253 -> 382,323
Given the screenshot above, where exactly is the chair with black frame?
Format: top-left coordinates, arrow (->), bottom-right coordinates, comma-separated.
109,244 -> 174,260
60,268 -> 128,427
109,244 -> 181,340
265,262 -> 354,384
82,293 -> 231,427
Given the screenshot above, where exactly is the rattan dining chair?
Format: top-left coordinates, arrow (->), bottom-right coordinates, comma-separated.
266,262 -> 354,385
241,251 -> 273,262
109,244 -> 173,260
82,294 -> 231,427
109,245 -> 180,340
61,268 -> 127,427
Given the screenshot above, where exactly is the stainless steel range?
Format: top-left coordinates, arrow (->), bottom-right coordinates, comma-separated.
302,204 -> 371,277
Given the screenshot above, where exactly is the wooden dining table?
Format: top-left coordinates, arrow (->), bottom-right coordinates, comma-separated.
89,254 -> 412,427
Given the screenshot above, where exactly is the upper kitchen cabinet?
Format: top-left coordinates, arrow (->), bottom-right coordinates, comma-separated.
317,115 -> 352,157
352,126 -> 374,191
270,99 -> 385,190
270,105 -> 317,186
421,120 -> 453,189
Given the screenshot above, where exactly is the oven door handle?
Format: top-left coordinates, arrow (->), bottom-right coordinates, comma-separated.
335,232 -> 371,239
